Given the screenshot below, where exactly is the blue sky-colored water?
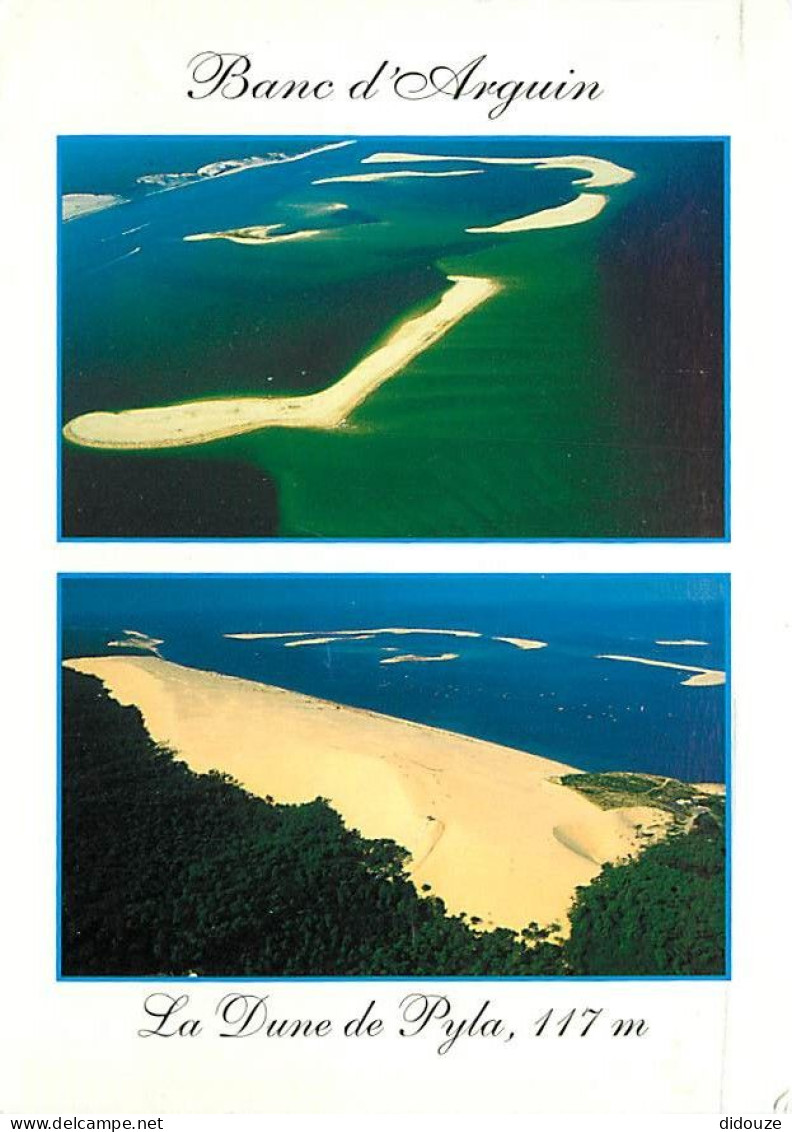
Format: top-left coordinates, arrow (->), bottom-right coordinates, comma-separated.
62,575 -> 728,782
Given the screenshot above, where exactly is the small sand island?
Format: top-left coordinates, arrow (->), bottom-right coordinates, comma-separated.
64,655 -> 678,933
380,652 -> 459,665
494,636 -> 548,650
106,629 -> 163,656
184,223 -> 322,247
655,639 -> 709,647
62,275 -> 499,450
597,654 -> 726,687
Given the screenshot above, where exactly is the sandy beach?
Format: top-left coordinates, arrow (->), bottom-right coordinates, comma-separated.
64,656 -> 671,933
62,275 -> 499,450
597,654 -> 726,687
361,151 -> 635,187
467,192 -> 607,234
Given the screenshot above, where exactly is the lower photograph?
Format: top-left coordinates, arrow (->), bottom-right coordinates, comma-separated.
58,572 -> 729,980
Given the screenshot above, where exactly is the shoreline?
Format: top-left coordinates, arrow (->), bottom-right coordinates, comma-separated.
63,655 -> 671,933
62,274 -> 500,451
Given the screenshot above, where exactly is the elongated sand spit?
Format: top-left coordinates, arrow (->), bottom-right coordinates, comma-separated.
655,639 -> 709,647
597,654 -> 726,687
225,627 -> 483,641
362,151 -> 635,188
62,275 -> 499,451
312,170 -> 483,185
64,656 -> 669,933
467,192 -> 607,234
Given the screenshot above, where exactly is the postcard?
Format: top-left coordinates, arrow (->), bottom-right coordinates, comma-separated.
1,0 -> 790,1119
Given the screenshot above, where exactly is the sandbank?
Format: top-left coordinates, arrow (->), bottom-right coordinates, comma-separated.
493,636 -> 547,650
62,275 -> 500,450
183,223 -> 322,247
64,656 -> 669,933
62,193 -> 127,221
361,151 -> 635,187
311,170 -> 483,184
380,652 -> 458,665
107,629 -> 163,656
467,192 -> 607,234
283,636 -> 337,647
225,627 -> 483,641
655,640 -> 709,647
597,654 -> 726,687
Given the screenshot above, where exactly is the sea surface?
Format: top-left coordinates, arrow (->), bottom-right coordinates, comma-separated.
60,136 -> 725,538
62,575 -> 728,782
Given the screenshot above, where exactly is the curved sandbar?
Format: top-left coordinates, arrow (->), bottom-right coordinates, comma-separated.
62,275 -> 500,450
184,223 -> 322,246
312,169 -> 483,185
361,151 -> 635,188
64,656 -> 668,933
468,193 -> 607,235
597,654 -> 726,687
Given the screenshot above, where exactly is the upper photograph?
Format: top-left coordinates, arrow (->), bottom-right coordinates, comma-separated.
58,136 -> 727,540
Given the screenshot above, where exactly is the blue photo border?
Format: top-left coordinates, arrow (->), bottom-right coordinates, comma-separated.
56,570 -> 732,982
55,135 -> 731,544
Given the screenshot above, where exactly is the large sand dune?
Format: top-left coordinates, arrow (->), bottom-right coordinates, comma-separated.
64,656 -> 669,934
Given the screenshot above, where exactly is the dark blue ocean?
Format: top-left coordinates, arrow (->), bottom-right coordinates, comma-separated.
62,575 -> 728,783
